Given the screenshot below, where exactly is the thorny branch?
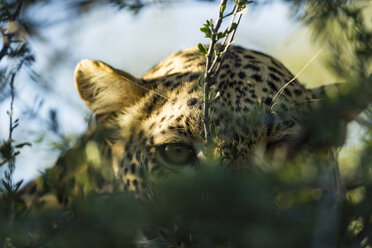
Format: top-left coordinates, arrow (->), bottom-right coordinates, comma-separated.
202,0 -> 248,152
8,62 -> 23,141
0,1 -> 26,195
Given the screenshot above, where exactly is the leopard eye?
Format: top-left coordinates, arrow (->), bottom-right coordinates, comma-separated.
157,143 -> 196,166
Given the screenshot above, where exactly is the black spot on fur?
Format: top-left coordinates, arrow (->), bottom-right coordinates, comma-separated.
294,89 -> 303,96
284,88 -> 292,97
234,46 -> 245,52
238,71 -> 246,79
183,64 -> 192,70
130,163 -> 136,174
268,81 -> 278,91
151,65 -> 160,73
243,54 -> 255,59
270,58 -> 283,69
221,64 -> 230,70
165,61 -> 173,67
235,87 -> 243,95
187,98 -> 197,106
268,66 -> 285,77
176,74 -> 184,79
251,74 -> 263,82
189,74 -> 199,81
244,64 -> 260,72
133,179 -> 138,187
188,86 -> 197,94
183,52 -> 197,58
171,82 -> 181,89
165,68 -> 173,75
269,73 -> 280,82
264,97 -> 272,106
185,57 -> 196,63
126,153 -> 133,160
244,98 -> 254,104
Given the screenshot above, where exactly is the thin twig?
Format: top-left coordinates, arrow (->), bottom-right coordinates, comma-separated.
203,0 -> 228,148
203,0 -> 245,149
8,62 -> 23,141
214,13 -> 243,74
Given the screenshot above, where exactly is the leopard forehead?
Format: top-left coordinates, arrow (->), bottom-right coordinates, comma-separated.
117,45 -> 310,139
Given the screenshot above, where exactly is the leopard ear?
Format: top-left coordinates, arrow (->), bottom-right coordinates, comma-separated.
74,59 -> 145,115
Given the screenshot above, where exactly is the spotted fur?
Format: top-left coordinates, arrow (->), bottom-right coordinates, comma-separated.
18,45 -> 318,208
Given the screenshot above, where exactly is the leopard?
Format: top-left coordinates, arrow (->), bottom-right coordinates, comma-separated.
17,45 -> 320,209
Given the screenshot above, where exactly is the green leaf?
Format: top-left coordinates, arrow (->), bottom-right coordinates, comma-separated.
200,26 -> 212,38
231,23 -> 238,31
15,179 -> 23,191
200,27 -> 207,33
220,4 -> 226,14
15,142 -> 32,148
198,43 -> 208,55
2,179 -> 12,192
217,32 -> 226,39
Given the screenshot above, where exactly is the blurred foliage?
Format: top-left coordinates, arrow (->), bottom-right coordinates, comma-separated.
0,0 -> 372,247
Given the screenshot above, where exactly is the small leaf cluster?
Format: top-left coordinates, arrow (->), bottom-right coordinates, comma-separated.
198,0 -> 252,56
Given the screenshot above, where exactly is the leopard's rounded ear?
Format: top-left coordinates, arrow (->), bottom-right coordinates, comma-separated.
74,59 -> 145,115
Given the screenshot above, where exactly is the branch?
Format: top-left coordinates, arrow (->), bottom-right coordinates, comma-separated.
201,0 -> 248,152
